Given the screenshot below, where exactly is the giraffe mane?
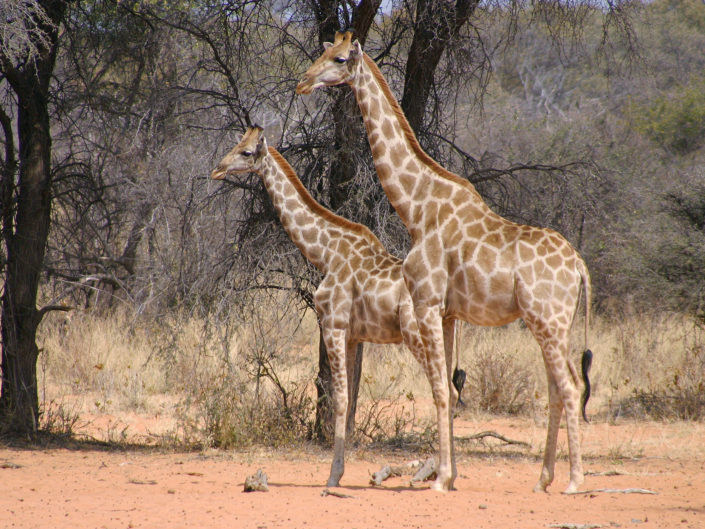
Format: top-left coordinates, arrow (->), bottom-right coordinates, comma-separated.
361,53 -> 484,202
268,147 -> 386,249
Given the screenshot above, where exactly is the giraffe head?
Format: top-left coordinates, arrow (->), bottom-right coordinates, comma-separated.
296,31 -> 362,95
211,126 -> 267,180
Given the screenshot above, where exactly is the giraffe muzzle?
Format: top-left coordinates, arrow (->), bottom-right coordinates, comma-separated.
296,76 -> 314,95
210,168 -> 226,180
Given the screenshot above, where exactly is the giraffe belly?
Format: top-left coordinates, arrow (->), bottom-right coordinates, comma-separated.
349,314 -> 404,344
349,291 -> 405,345
445,269 -> 520,327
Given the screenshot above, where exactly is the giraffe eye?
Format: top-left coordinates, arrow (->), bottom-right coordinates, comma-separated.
242,150 -> 252,157
333,56 -> 347,64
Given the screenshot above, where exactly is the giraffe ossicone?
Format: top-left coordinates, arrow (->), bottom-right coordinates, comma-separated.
298,31 -> 593,494
211,126 -> 441,488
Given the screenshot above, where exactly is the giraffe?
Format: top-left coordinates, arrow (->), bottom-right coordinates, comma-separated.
211,126 -> 436,488
297,31 -> 593,494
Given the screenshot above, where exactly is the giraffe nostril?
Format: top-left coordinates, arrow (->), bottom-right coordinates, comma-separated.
296,76 -> 313,94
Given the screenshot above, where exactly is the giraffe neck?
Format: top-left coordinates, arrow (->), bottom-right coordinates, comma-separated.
350,53 -> 489,238
259,147 -> 382,272
257,148 -> 331,271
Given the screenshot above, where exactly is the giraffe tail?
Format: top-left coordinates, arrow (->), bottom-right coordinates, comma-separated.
581,349 -> 593,422
577,258 -> 593,423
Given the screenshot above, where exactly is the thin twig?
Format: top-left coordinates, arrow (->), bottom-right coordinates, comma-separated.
456,430 -> 530,447
548,524 -> 603,529
585,469 -> 659,477
128,479 -> 157,485
564,488 -> 657,495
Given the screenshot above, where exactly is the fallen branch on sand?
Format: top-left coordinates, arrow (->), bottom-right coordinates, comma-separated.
455,431 -> 530,447
369,457 -> 438,487
370,465 -> 402,486
564,488 -> 657,495
128,479 -> 157,485
321,488 -> 354,498
585,469 -> 658,477
549,523 -> 602,529
410,457 -> 437,486
585,469 -> 627,476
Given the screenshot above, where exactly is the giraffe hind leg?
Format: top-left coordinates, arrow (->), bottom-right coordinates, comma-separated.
540,343 -> 584,493
525,319 -> 584,493
534,367 -> 562,492
443,318 -> 458,486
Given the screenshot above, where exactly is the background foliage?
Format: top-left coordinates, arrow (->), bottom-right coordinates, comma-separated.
2,0 -> 705,440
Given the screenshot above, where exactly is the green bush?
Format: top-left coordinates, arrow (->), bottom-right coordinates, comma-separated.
631,78 -> 705,154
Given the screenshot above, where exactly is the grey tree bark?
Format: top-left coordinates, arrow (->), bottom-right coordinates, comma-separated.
0,0 -> 69,436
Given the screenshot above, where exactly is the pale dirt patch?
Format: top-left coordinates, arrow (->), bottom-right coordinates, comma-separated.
2,417 -> 704,529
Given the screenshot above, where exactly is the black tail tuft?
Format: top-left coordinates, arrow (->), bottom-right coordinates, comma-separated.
452,367 -> 466,407
580,349 -> 593,422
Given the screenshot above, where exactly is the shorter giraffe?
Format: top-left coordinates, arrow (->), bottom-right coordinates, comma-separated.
211,126 -> 436,487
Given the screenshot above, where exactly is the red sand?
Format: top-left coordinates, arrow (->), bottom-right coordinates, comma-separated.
2,418 -> 704,529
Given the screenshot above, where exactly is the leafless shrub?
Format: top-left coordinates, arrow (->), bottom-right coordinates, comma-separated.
466,348 -> 534,416
38,400 -> 84,439
171,289 -> 317,449
176,367 -> 314,449
357,389 -> 436,452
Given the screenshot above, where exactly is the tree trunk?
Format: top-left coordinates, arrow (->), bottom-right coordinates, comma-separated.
401,0 -> 478,135
311,0 -> 381,444
0,94 -> 54,436
0,0 -> 67,436
314,326 -> 333,442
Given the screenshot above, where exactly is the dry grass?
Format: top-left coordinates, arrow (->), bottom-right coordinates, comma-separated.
588,312 -> 705,421
38,309 -> 170,413
35,305 -> 705,445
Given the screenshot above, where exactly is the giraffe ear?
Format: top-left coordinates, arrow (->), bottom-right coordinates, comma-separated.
255,133 -> 267,158
323,41 -> 334,50
350,40 -> 362,58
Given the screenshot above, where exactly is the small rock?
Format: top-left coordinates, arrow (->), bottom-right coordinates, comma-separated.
244,469 -> 269,492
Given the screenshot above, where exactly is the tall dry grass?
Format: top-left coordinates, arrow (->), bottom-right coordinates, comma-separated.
36,304 -> 705,445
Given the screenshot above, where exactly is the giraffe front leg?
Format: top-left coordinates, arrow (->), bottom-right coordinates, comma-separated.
324,328 -> 348,488
415,304 -> 454,492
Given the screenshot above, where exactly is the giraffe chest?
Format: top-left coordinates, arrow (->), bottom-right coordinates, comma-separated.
348,265 -> 405,344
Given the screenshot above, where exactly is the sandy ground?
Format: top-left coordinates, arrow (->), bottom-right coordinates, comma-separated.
2,417 -> 704,529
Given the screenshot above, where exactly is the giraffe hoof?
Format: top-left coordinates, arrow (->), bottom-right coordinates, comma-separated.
562,482 -> 581,494
430,478 -> 451,493
533,482 -> 549,493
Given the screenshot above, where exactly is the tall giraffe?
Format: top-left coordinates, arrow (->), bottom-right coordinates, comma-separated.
297,32 -> 593,494
211,126 -> 435,488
